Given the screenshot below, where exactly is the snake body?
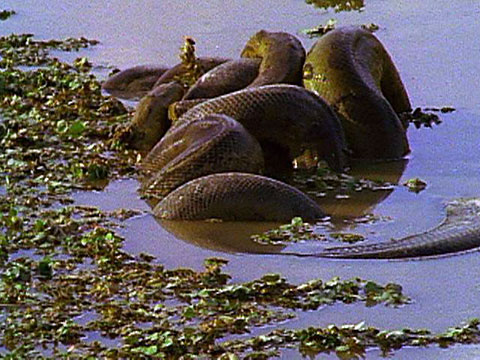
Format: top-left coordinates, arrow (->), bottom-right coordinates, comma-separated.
101,65 -> 169,98
154,172 -> 325,221
169,84 -> 347,174
303,26 -> 411,159
141,114 -> 265,198
317,199 -> 480,259
183,58 -> 261,100
102,28 -> 480,259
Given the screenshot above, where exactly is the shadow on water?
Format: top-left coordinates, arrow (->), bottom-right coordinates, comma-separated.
159,219 -> 285,254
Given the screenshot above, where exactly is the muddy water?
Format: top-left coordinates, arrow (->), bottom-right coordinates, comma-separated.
4,0 -> 480,358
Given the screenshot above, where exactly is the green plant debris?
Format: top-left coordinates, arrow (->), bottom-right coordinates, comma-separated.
403,178 -> 427,193
301,19 -> 337,38
251,217 -> 326,244
330,232 -> 365,243
174,36 -> 204,88
400,107 -> 443,129
0,29 -> 412,359
305,0 -> 365,12
0,22 -> 471,360
361,23 -> 380,32
424,106 -> 456,113
302,20 -> 378,38
0,9 -> 16,20
0,33 -> 99,68
293,167 -> 394,199
223,318 -> 480,359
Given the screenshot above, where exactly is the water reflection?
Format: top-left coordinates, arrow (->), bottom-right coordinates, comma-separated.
159,219 -> 285,254
321,159 -> 408,220
305,0 -> 365,12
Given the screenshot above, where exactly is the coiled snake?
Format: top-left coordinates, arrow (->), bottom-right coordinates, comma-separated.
103,27 -> 480,259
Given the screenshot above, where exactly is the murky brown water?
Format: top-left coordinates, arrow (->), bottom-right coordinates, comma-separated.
3,0 -> 480,358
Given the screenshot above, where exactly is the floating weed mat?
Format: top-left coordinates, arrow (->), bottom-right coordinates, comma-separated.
251,217 -> 327,244
293,167 -> 394,199
221,318 -> 480,359
0,33 -> 98,68
251,217 -> 366,245
0,254 -> 411,358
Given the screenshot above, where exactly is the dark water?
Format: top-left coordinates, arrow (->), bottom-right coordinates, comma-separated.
3,0 -> 480,358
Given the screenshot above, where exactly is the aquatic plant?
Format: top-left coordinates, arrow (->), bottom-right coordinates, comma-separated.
0,9 -> 15,20
305,0 -> 365,12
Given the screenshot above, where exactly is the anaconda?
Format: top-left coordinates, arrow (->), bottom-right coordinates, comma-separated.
303,26 -> 411,159
110,29 -> 480,260
154,172 -> 326,222
314,198 -> 480,259
140,114 -> 265,198
167,84 -> 347,174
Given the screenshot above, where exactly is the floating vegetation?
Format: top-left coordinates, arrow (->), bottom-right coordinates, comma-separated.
0,28 -> 413,359
252,218 -> 366,245
0,33 -> 98,68
400,107 -> 443,129
222,318 -> 480,359
403,178 -> 427,193
293,167 -> 394,199
306,0 -> 365,12
0,18 -> 474,359
175,36 -> 204,88
302,20 -> 378,38
251,217 -> 326,244
424,106 -> 456,113
361,23 -> 380,32
331,232 -> 365,243
301,19 -> 337,38
0,9 -> 16,20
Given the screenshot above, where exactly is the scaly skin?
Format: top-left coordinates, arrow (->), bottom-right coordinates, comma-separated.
152,57 -> 229,89
304,26 -> 411,159
316,198 -> 480,259
183,58 -> 261,100
154,172 -> 325,221
241,30 -> 306,87
101,65 -> 169,99
141,114 -> 265,198
172,85 -> 347,175
121,82 -> 185,151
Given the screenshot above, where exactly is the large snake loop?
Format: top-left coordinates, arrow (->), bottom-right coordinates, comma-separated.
99,27 -> 480,259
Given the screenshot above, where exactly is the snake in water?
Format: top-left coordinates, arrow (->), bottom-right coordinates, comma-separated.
102,27 -> 480,259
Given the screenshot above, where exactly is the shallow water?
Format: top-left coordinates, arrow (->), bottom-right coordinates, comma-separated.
3,0 -> 480,358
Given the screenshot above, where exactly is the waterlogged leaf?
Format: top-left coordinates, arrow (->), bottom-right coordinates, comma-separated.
37,256 -> 53,279
67,120 -> 86,137
183,305 -> 197,319
403,178 -> 427,193
133,345 -> 158,356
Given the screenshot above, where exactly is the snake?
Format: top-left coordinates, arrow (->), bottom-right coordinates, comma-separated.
303,26 -> 411,159
103,27 -> 480,259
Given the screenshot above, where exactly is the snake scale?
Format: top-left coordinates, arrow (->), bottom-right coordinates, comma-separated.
103,27 -> 480,259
